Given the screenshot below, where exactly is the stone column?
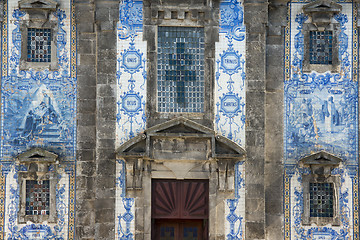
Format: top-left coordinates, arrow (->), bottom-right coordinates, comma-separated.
75,0 -> 119,239
244,1 -> 268,239
265,1 -> 287,239
75,0 -> 97,239
94,0 -> 119,239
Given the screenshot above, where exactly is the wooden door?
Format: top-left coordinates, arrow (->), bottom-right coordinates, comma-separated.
152,179 -> 209,239
155,220 -> 203,240
152,179 -> 209,219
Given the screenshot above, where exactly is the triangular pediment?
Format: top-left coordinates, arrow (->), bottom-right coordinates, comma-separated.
19,0 -> 58,10
303,0 -> 342,14
117,133 -> 147,156
214,135 -> 246,157
147,117 -> 214,135
117,117 -> 245,159
17,147 -> 58,163
299,151 -> 342,166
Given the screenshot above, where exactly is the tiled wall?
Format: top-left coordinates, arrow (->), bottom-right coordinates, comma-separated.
115,0 -> 146,238
216,0 -> 246,238
225,161 -> 246,239
215,0 -> 246,147
284,1 -> 359,239
116,0 -> 147,147
116,159 -> 135,239
0,0 -> 77,239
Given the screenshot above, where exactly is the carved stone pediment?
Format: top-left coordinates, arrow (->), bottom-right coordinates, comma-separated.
19,0 -> 58,25
299,151 -> 342,176
117,117 -> 245,190
17,147 -> 58,164
299,151 -> 342,166
303,0 -> 342,13
303,0 -> 342,30
16,147 -> 59,182
117,117 -> 246,160
19,0 -> 58,11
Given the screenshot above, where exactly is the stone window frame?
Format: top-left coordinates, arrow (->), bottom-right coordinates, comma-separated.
299,151 -> 342,226
302,24 -> 340,73
144,2 -> 216,126
302,0 -> 342,73
17,148 -> 59,224
156,26 -> 205,114
19,0 -> 59,71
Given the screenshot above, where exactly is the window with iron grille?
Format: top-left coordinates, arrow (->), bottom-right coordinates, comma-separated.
27,28 -> 52,63
309,31 -> 333,65
157,26 -> 205,113
309,182 -> 334,217
25,180 -> 50,216
17,148 -> 58,223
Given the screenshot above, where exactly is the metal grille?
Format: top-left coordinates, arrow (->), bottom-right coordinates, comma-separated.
157,27 -> 204,113
27,28 -> 51,62
309,31 -> 333,64
25,180 -> 50,215
309,182 -> 334,217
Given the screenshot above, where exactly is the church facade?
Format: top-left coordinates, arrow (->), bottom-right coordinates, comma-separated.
0,0 -> 358,239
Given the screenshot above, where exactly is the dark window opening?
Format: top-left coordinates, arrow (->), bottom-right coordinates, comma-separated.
309,182 -> 334,217
25,180 -> 50,215
27,28 -> 51,62
309,31 -> 333,65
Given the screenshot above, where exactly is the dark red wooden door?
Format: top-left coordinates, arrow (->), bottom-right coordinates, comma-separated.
154,220 -> 203,240
152,179 -> 209,219
152,179 -> 209,239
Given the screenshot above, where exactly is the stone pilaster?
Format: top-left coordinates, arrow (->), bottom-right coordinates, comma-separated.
244,1 -> 268,239
75,0 -> 119,239
75,0 -> 97,239
265,1 -> 287,239
94,0 -> 119,239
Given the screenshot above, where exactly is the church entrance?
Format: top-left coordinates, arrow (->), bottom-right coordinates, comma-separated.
152,179 -> 209,240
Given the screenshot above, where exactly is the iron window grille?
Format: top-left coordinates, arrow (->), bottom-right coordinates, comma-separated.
309,31 -> 333,65
25,180 -> 50,216
157,26 -> 205,113
27,28 -> 52,63
309,182 -> 334,218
